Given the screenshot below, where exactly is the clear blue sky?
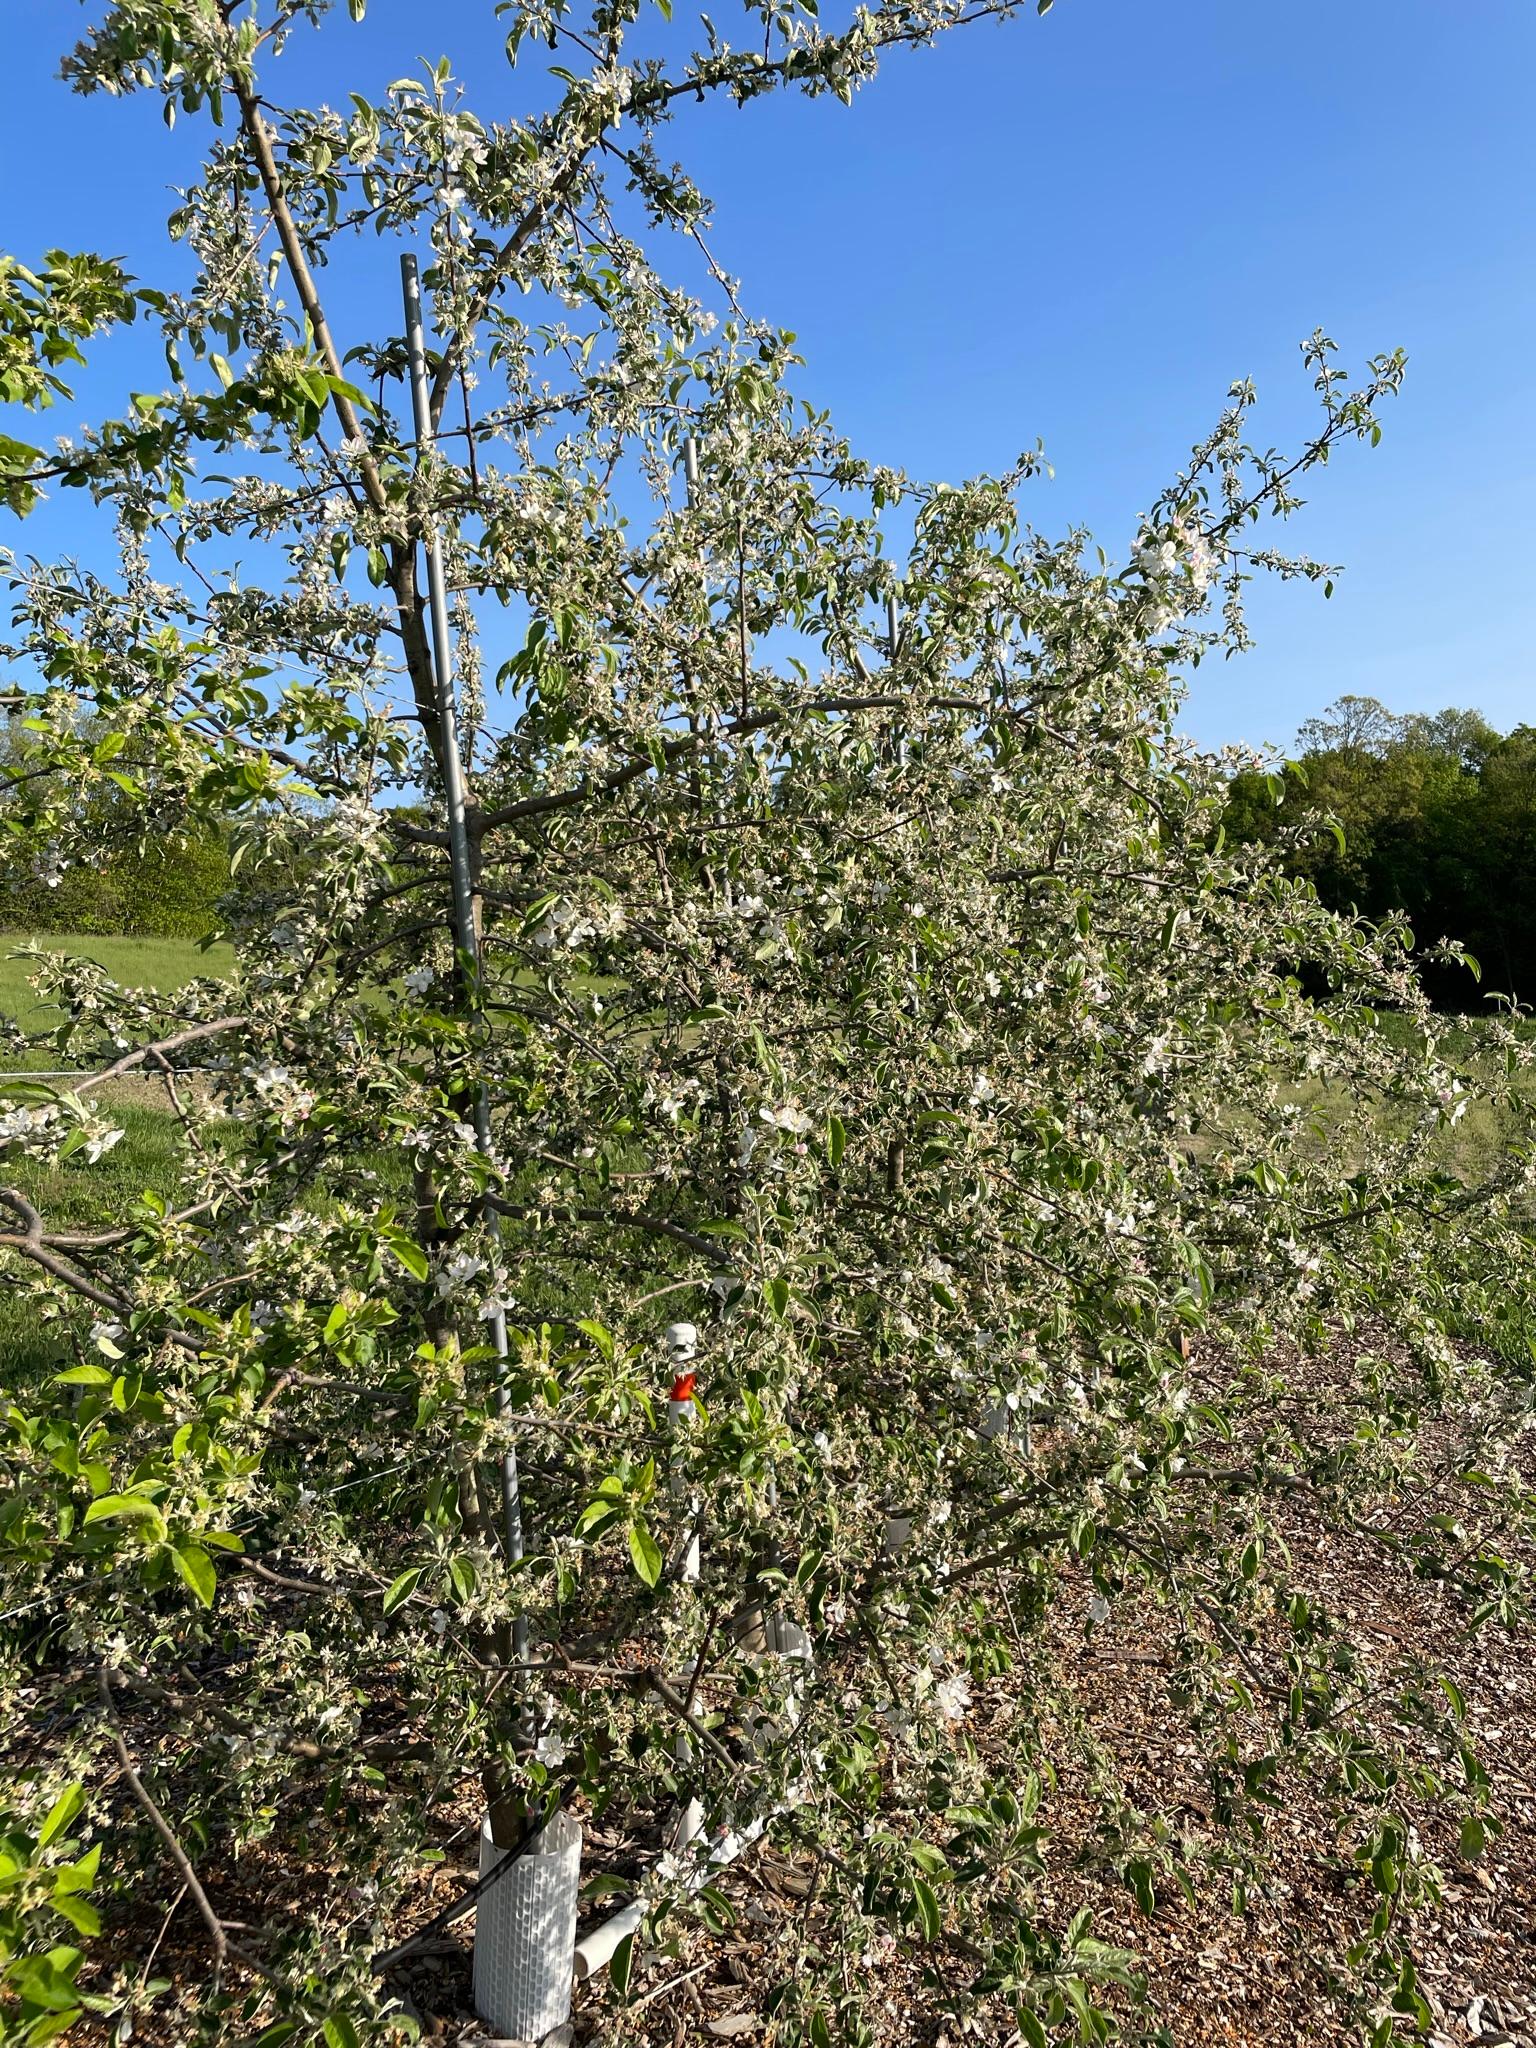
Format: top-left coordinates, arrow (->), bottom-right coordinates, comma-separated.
2,0 -> 1532,752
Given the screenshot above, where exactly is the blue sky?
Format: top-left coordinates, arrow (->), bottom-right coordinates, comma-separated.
2,0 -> 1533,752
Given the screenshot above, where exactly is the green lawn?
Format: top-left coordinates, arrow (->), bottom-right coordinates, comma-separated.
0,933 -> 226,1380
0,1092 -> 192,1380
0,930 -> 231,1045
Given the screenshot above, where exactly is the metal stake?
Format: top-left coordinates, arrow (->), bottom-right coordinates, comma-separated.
400,255 -> 527,1641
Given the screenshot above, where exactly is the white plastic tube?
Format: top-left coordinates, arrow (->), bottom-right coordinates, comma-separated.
572,1807 -> 776,1982
667,1388 -> 702,1584
574,1614 -> 813,1981
473,1810 -> 582,2039
665,1341 -> 701,1583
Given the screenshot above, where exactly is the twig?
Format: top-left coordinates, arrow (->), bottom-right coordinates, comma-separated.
637,1668 -> 736,1770
681,1614 -> 721,1722
237,1555 -> 349,1597
0,1187 -> 203,1340
631,1958 -> 711,2012
98,1666 -> 242,1982
72,1016 -> 247,1091
141,1882 -> 188,1982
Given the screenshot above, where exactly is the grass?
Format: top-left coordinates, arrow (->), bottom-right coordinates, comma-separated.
0,929 -> 231,1045
0,1088 -> 192,1379
1336,1006 -> 1536,1184
0,933 -> 227,1380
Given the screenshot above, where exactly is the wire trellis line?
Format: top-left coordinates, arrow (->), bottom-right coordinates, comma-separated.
0,1067 -> 223,1081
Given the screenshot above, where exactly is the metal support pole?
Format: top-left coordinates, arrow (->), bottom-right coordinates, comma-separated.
400,255 -> 527,1642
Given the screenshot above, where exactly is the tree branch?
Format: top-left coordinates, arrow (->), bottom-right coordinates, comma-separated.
476,691 -> 979,835
65,1015 -> 248,1092
98,1666 -> 242,1979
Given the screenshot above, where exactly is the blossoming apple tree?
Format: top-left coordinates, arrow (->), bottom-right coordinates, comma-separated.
2,2 -> 1534,2043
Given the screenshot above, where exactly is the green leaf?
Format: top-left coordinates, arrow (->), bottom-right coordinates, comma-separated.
7,1947 -> 83,2014
911,1873 -> 940,1940
575,1500 -> 624,1539
628,1521 -> 663,1589
1017,2008 -> 1049,2048
50,1894 -> 100,1938
55,1845 -> 100,1893
382,1566 -> 424,1615
54,1364 -> 112,1387
382,1229 -> 430,1283
0,434 -> 45,517
576,1317 -> 614,1360
609,1929 -> 635,1994
83,1494 -> 166,1542
37,1785 -> 84,1850
171,1541 -> 217,1608
323,2016 -> 361,2048
1125,1857 -> 1156,1915
826,1113 -> 846,1168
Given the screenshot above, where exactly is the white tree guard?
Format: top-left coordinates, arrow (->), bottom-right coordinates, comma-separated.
473,1810 -> 582,2041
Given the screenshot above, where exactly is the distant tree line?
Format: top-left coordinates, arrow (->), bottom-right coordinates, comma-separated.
0,712 -> 231,937
1226,695 -> 1536,1009
3,690 -> 1530,1005
0,828 -> 230,938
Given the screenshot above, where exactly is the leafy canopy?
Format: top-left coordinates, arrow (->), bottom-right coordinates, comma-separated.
0,3 -> 1533,2046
